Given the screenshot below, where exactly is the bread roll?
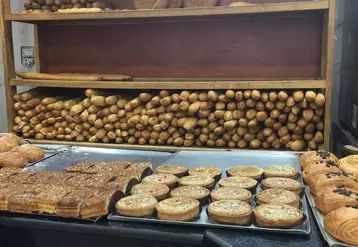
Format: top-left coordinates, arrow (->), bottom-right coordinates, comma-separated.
10,144 -> 45,163
0,133 -> 20,152
0,152 -> 28,168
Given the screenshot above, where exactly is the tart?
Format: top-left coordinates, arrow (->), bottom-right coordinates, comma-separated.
218,176 -> 257,192
227,166 -> 263,180
261,177 -> 302,195
263,165 -> 298,179
130,183 -> 170,201
115,194 -> 158,217
142,174 -> 178,188
188,166 -> 222,181
208,200 -> 252,225
178,175 -> 215,189
156,197 -> 200,221
156,165 -> 188,178
256,189 -> 300,208
170,186 -> 210,205
210,187 -> 252,204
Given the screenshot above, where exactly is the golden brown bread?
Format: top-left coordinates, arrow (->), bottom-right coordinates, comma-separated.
0,152 -> 28,168
10,144 -> 45,163
302,160 -> 341,183
0,133 -> 20,152
315,187 -> 358,214
208,200 -> 252,225
300,151 -> 338,170
338,155 -> 358,175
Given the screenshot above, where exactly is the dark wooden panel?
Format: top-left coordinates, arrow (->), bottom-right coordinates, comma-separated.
43,13 -> 323,78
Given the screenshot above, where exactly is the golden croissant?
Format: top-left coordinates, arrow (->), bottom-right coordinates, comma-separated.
338,155 -> 358,175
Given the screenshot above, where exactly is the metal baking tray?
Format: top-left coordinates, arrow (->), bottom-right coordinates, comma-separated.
108,151 -> 311,235
23,144 -> 69,169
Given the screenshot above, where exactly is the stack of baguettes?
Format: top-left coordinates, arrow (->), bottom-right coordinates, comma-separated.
0,161 -> 152,219
301,151 -> 358,245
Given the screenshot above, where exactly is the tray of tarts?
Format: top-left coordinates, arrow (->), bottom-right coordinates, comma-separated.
109,151 -> 311,235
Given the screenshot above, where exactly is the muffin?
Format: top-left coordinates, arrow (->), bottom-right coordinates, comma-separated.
256,189 -> 300,208
156,165 -> 189,178
170,186 -> 210,205
188,166 -> 222,181
130,183 -> 170,201
115,194 -> 158,217
210,187 -> 252,204
142,174 -> 178,188
156,197 -> 200,221
263,165 -> 298,179
227,166 -> 263,180
261,177 -> 302,195
208,200 -> 252,225
178,175 -> 215,189
218,176 -> 258,193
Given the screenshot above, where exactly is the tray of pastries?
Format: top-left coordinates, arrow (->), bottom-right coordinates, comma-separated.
108,151 -> 311,235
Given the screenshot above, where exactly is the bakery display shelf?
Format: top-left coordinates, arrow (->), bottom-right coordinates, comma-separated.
109,151 -> 311,235
5,1 -> 328,24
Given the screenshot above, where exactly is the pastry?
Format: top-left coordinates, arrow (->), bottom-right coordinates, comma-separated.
0,133 -> 20,152
338,155 -> 358,175
115,194 -> 158,217
218,176 -> 257,192
0,183 -> 17,210
227,166 -> 263,180
130,183 -> 170,201
314,187 -> 358,214
208,200 -> 252,225
81,173 -> 117,188
156,197 -> 200,221
10,144 -> 45,163
0,152 -> 28,168
156,165 -> 188,178
142,174 -> 178,188
300,151 -> 338,170
188,166 -> 222,181
324,206 -> 358,245
103,175 -> 138,195
7,170 -> 38,184
124,162 -> 153,181
7,184 -> 41,213
254,204 -> 304,228
170,186 -> 210,205
178,175 -> 215,189
302,160 -> 341,183
0,167 -> 22,182
256,189 -> 300,208
210,187 -> 252,204
263,165 -> 297,179
261,177 -> 302,195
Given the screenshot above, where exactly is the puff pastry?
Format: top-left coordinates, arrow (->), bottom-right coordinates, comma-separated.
208,200 -> 252,225
0,152 -> 28,168
115,194 -> 158,217
130,183 -> 170,201
263,165 -> 297,179
227,166 -> 263,180
188,166 -> 222,181
156,165 -> 188,178
256,189 -> 300,208
302,160 -> 341,183
0,133 -> 20,152
261,177 -> 302,195
156,197 -> 200,221
315,187 -> 358,214
338,155 -> 358,175
142,174 -> 178,188
300,151 -> 338,170
10,144 -> 45,163
210,187 -> 252,204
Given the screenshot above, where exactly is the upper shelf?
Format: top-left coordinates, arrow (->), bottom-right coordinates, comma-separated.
5,1 -> 329,23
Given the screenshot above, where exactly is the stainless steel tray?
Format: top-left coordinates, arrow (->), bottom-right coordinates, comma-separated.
24,144 -> 69,169
108,151 -> 311,235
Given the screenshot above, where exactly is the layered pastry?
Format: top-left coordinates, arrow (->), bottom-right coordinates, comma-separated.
256,189 -> 300,208
81,173 -> 116,188
315,187 -> 358,214
208,200 -> 252,225
65,161 -> 124,174
0,183 -> 17,210
64,173 -> 92,187
10,144 -> 45,163
210,187 -> 252,204
254,203 -> 304,228
324,206 -> 358,245
0,167 -> 21,182
156,197 -> 200,221
300,151 -> 338,170
7,184 -> 41,213
7,170 -> 38,184
0,152 -> 28,168
156,165 -> 189,178
115,194 -> 158,217
170,186 -> 210,205
263,165 -> 298,179
227,166 -> 263,180
338,155 -> 358,175
130,183 -> 170,201
188,166 -> 222,181
46,172 -> 77,185
178,175 -> 215,189
261,177 -> 302,195
103,175 -> 138,195
124,162 -> 153,181
302,160 -> 341,183
218,176 -> 257,192
142,174 -> 178,188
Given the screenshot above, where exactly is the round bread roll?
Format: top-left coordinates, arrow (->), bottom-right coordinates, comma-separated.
218,176 -> 257,192
210,187 -> 252,204
10,144 -> 45,163
170,186 -> 210,205
338,155 -> 358,175
256,189 -> 300,208
208,200 -> 252,225
261,177 -> 302,195
263,165 -> 298,179
142,174 -> 178,188
227,166 -> 263,180
130,183 -> 170,201
156,197 -> 200,221
156,165 -> 188,177
115,194 -> 158,217
254,203 -> 304,228
0,152 -> 28,168
188,166 -> 222,181
178,174 -> 215,189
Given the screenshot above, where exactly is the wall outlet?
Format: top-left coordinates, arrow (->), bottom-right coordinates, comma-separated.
21,46 -> 35,68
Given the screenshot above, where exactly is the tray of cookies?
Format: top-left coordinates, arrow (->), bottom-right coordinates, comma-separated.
108,151 -> 311,235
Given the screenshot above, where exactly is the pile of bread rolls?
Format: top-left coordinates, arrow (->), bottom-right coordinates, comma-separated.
12,88 -> 325,151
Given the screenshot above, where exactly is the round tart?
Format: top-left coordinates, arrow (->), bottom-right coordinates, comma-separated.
338,155 -> 358,175
218,176 -> 258,192
156,165 -> 188,177
188,166 -> 222,181
142,174 -> 178,188
256,189 -> 300,208
263,165 -> 298,179
210,187 -> 252,204
227,166 -> 263,180
178,175 -> 215,189
115,194 -> 158,217
254,203 -> 304,228
130,183 -> 170,201
261,177 -> 302,195
156,197 -> 200,221
170,186 -> 210,205
208,200 -> 252,225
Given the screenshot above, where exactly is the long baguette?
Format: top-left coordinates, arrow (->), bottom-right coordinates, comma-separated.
59,73 -> 132,81
16,72 -> 102,81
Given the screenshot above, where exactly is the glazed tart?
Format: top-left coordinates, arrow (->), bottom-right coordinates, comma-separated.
254,203 -> 304,228
178,175 -> 215,189
170,186 -> 210,205
142,174 -> 178,188
208,200 -> 252,225
115,194 -> 158,217
156,197 -> 200,221
338,155 -> 358,175
261,177 -> 302,195
130,183 -> 170,201
256,189 -> 300,208
210,187 -> 252,204
188,166 -> 222,181
227,166 -> 263,180
263,165 -> 298,179
156,165 -> 189,178
218,176 -> 258,192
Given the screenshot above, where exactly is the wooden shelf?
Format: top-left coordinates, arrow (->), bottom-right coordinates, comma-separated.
5,1 -> 328,23
10,78 -> 326,89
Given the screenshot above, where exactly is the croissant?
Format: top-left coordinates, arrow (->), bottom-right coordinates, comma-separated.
302,160 -> 341,183
315,187 -> 358,214
10,144 -> 45,163
300,151 -> 338,170
324,206 -> 358,245
338,155 -> 358,175
0,133 -> 20,152
0,152 -> 28,168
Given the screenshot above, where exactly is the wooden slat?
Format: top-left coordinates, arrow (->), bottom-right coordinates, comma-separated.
34,24 -> 48,73
10,78 -> 327,89
5,1 -> 328,23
